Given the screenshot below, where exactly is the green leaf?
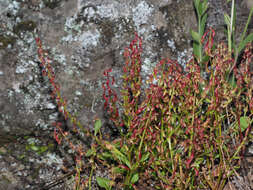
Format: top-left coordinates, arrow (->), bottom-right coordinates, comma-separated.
198,2 -> 203,15
193,42 -> 201,61
140,152 -> 150,163
85,148 -> 96,157
228,73 -> 237,88
99,152 -> 114,160
112,167 -> 126,174
199,0 -> 208,16
96,177 -> 112,190
114,151 -> 131,169
94,119 -> 102,136
38,146 -> 48,154
224,13 -> 231,27
237,116 -> 251,132
30,145 -> 39,151
233,156 -> 240,160
202,0 -> 208,14
195,157 -> 204,165
194,0 -> 200,16
201,55 -> 210,64
130,173 -> 139,184
200,13 -> 207,35
237,33 -> 253,55
191,30 -> 201,42
232,4 -> 236,29
109,144 -> 131,169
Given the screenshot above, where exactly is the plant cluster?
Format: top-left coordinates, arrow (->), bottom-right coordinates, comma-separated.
34,0 -> 253,189
99,32 -> 252,189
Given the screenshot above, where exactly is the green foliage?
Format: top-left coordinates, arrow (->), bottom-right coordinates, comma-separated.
99,30 -> 252,189
94,119 -> 102,136
191,0 -> 208,64
96,177 -> 113,190
234,116 -> 252,132
25,141 -> 50,155
0,35 -> 16,49
43,0 -> 61,9
223,0 -> 253,73
13,20 -> 37,35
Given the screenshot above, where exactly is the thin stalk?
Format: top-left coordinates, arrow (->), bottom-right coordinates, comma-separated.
138,105 -> 152,154
189,92 -> 196,157
230,0 -> 235,41
230,6 -> 253,74
166,87 -> 175,170
198,16 -> 203,63
89,163 -> 94,190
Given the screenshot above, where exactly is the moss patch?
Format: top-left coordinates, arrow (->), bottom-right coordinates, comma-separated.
43,0 -> 62,9
0,35 -> 16,49
13,20 -> 37,35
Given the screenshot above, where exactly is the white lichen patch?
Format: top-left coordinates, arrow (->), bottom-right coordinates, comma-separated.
36,152 -> 63,170
49,112 -> 58,121
97,3 -> 122,19
45,102 -> 56,109
27,137 -> 40,145
79,28 -> 100,49
12,82 -> 21,93
36,119 -> 50,130
15,60 -> 32,74
51,48 -> 67,66
133,1 -> 154,32
141,57 -> 157,86
0,0 -> 10,15
177,48 -> 193,69
65,16 -> 84,34
61,33 -> 74,42
82,6 -> 96,21
22,93 -> 41,113
63,9 -> 101,50
7,0 -> 20,16
75,90 -> 82,96
167,39 -> 176,50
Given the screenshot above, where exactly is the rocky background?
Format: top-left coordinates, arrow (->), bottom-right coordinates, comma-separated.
0,0 -> 252,189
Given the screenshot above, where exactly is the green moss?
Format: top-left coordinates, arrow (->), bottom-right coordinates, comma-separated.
0,35 -> 16,49
25,139 -> 54,155
13,20 -> 37,35
43,0 -> 62,9
99,19 -> 115,44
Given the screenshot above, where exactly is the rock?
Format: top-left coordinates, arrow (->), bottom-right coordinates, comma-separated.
242,0 -> 253,10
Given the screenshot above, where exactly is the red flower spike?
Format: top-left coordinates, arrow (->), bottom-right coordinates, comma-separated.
54,128 -> 62,145
186,152 -> 194,169
124,48 -> 130,57
111,76 -> 115,85
120,165 -> 129,170
194,167 -> 199,176
201,31 -> 208,43
64,110 -> 68,120
35,37 -> 40,44
42,69 -> 47,76
138,151 -> 142,160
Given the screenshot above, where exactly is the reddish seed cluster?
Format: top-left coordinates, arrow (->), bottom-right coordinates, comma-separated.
36,38 -> 68,119
36,37 -> 86,159
102,30 -> 252,188
201,27 -> 215,56
102,68 -> 119,124
102,33 -> 143,128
